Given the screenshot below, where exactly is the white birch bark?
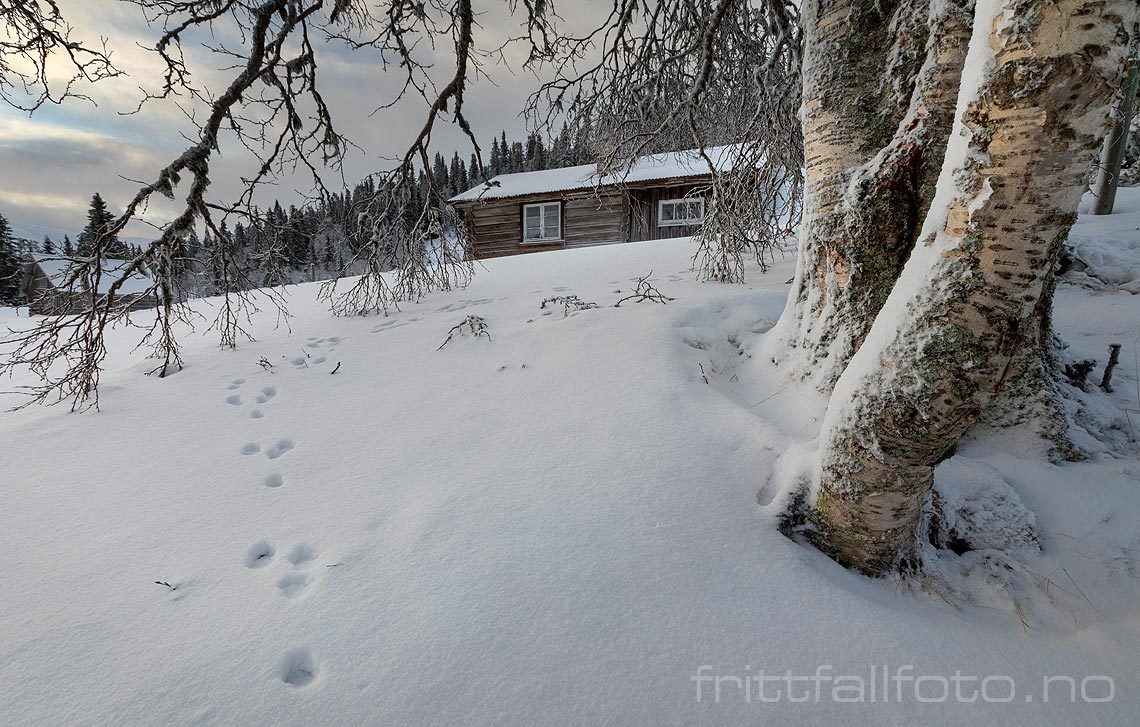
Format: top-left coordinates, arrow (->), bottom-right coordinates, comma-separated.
812,0 -> 1139,574
771,0 -> 974,389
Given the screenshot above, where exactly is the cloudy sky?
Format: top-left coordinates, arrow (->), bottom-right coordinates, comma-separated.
0,1 -> 581,243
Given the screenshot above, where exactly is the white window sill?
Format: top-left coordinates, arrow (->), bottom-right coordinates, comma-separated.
521,238 -> 564,245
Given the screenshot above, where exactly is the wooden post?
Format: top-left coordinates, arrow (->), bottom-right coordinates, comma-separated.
1101,344 -> 1123,392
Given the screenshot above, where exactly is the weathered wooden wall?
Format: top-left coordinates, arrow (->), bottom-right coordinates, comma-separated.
564,191 -> 627,249
459,190 -> 628,259
627,182 -> 710,242
455,177 -> 712,259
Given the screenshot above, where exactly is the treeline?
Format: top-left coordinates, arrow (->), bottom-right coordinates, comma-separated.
425,123 -> 597,200
7,124 -> 597,302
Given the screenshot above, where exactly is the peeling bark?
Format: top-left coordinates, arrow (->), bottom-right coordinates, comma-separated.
812,0 -> 1139,575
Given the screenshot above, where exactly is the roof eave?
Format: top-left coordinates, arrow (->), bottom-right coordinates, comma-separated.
449,172 -> 716,207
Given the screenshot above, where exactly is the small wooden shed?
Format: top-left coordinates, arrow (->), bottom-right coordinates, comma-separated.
449,146 -> 735,259
22,254 -> 159,315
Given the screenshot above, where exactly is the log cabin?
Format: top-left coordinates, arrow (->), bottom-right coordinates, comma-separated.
21,253 -> 159,314
449,146 -> 735,259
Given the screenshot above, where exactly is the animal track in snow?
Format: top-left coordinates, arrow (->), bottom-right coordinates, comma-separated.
279,648 -> 318,687
305,336 -> 341,348
250,409 -> 265,419
265,439 -> 294,460
371,319 -> 407,332
255,386 -> 277,403
240,442 -> 260,455
371,318 -> 421,334
245,541 -> 275,568
264,473 -> 284,488
294,354 -> 328,367
276,572 -> 311,599
287,544 -> 316,566
227,379 -> 245,390
226,394 -> 242,406
435,298 -> 493,313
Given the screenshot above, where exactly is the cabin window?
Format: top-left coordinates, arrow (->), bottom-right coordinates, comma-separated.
522,201 -> 562,242
657,198 -> 705,227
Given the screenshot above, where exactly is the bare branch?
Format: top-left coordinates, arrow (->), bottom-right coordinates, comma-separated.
0,0 -> 120,112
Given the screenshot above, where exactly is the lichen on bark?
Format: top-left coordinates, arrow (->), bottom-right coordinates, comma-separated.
773,0 -> 975,390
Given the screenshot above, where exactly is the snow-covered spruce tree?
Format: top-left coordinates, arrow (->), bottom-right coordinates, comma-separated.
76,193 -> 121,258
803,0 -> 1138,574
0,210 -> 22,305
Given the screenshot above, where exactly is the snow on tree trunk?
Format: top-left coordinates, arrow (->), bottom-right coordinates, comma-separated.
812,0 -> 1139,575
770,0 -> 973,389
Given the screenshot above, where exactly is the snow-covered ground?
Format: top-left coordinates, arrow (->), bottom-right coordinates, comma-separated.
2,196 -> 1139,725
1070,186 -> 1140,294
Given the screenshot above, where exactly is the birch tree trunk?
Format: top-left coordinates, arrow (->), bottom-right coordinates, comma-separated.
772,0 -> 973,389
811,0 -> 1139,575
1092,59 -> 1139,215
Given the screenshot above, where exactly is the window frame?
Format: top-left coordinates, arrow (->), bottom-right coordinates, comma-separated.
657,197 -> 705,228
521,201 -> 563,244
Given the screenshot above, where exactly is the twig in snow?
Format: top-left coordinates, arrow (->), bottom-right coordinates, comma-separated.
1061,567 -> 1098,612
1002,584 -> 1030,633
257,357 -> 274,372
541,295 -> 599,317
614,272 -> 675,307
437,316 -> 490,350
699,363 -> 709,384
330,362 -> 342,375
154,580 -> 176,591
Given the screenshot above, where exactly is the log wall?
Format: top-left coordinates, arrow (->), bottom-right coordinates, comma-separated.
455,177 -> 711,259
627,182 -> 711,242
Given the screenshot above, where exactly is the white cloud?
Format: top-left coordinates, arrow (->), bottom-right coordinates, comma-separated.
0,0 -> 599,240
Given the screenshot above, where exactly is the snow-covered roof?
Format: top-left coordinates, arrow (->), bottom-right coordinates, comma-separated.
449,145 -> 737,203
28,253 -> 156,296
